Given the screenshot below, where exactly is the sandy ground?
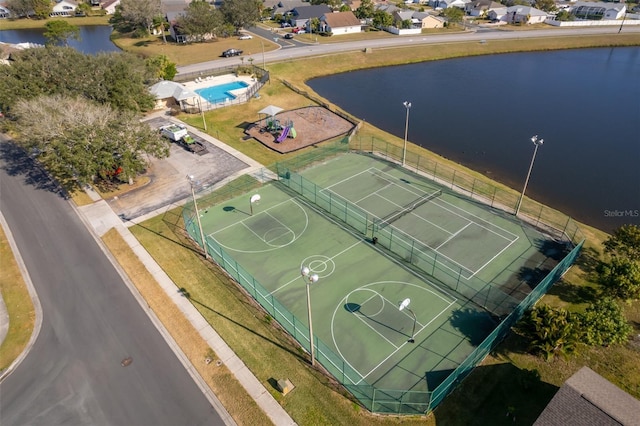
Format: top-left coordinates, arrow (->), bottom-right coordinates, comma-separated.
244,106 -> 355,153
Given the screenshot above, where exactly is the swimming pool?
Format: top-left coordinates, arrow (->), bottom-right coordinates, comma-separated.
195,81 -> 249,103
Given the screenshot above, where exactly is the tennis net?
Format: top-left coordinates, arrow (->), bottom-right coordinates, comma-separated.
374,189 -> 442,231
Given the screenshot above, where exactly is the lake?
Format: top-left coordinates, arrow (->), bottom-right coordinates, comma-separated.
0,25 -> 120,54
308,47 -> 640,232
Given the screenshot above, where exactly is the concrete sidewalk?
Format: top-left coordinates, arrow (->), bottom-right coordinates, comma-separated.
77,186 -> 296,426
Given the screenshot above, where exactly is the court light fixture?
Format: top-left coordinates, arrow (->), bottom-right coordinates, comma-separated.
402,101 -> 412,167
187,175 -> 209,260
515,135 -> 544,217
301,265 -> 319,366
398,298 -> 416,343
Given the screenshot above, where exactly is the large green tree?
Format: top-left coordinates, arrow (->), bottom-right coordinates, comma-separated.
146,55 -> 177,81
43,20 -> 81,46
517,305 -> 579,361
220,0 -> 262,32
579,298 -> 632,347
599,256 -> 640,300
372,10 -> 393,28
117,0 -> 162,34
355,0 -> 375,19
442,7 -> 464,26
534,0 -> 556,12
176,0 -> 224,42
598,225 -> 640,300
604,224 -> 640,261
12,95 -> 169,189
6,0 -> 51,19
0,47 -> 155,113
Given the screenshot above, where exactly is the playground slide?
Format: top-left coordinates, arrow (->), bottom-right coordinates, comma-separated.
276,126 -> 290,142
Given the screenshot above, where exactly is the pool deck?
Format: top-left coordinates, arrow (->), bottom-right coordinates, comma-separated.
182,75 -> 255,107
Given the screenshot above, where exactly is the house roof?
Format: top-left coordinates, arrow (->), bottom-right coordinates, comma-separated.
291,5 -> 332,20
534,367 -> 640,426
322,11 -> 361,27
506,5 -> 547,16
149,81 -> 196,101
375,3 -> 399,14
394,10 -> 414,20
162,0 -> 189,22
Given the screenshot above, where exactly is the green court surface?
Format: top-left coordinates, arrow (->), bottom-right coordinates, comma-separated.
195,152 -> 563,393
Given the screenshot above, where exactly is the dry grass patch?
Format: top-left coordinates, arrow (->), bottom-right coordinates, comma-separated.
0,226 -> 35,372
101,227 -> 271,426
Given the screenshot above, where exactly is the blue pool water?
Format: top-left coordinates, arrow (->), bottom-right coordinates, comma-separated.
195,81 -> 249,103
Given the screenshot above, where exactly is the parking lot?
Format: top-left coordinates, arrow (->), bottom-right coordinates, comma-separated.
106,115 -> 261,222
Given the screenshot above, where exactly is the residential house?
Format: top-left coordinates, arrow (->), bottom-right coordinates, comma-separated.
391,10 -> 446,29
162,0 -> 189,23
320,11 -> 362,34
534,367 -> 640,426
570,1 -> 626,20
392,10 -> 416,27
342,0 -> 362,12
50,0 -> 78,17
431,0 -> 468,10
101,0 -> 120,15
375,3 -> 400,15
289,5 -> 332,29
416,12 -> 446,28
489,5 -> 548,23
265,0 -> 306,19
465,0 -> 503,17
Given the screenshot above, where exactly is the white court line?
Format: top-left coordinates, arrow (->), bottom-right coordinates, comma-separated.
375,192 -> 453,235
357,298 -> 457,384
372,168 -> 518,241
352,312 -> 400,350
323,167 -> 377,192
269,240 -> 363,296
467,236 -> 519,279
436,222 -> 472,250
212,198 -> 294,235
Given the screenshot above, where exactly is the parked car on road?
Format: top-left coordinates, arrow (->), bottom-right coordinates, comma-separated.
284,33 -> 294,39
222,48 -> 243,57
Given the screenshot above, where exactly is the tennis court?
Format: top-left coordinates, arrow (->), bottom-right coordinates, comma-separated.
320,166 -> 519,280
198,182 -> 497,392
191,151 -> 563,402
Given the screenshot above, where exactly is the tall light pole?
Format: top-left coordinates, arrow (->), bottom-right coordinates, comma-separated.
261,40 -> 265,69
197,96 -> 207,131
187,175 -> 209,259
515,135 -> 544,217
402,101 -> 412,167
399,298 -> 417,343
301,265 -> 319,366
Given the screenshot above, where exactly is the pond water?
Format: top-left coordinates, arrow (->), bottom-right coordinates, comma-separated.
308,47 -> 640,232
0,25 -> 120,54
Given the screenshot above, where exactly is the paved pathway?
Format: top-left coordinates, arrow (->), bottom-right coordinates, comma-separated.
1,124 -> 296,426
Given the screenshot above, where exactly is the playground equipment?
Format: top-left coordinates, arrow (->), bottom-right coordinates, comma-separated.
276,120 -> 296,143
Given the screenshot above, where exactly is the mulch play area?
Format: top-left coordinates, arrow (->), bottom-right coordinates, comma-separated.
244,106 -> 355,153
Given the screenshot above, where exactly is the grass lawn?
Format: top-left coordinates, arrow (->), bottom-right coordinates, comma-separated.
0,225 -> 35,373
3,21 -> 638,423
134,32 -> 639,424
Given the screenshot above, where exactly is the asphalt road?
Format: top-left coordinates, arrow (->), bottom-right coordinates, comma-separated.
178,25 -> 640,74
0,140 -> 224,425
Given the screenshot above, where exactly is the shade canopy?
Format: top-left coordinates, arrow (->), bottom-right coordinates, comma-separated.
258,105 -> 283,117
